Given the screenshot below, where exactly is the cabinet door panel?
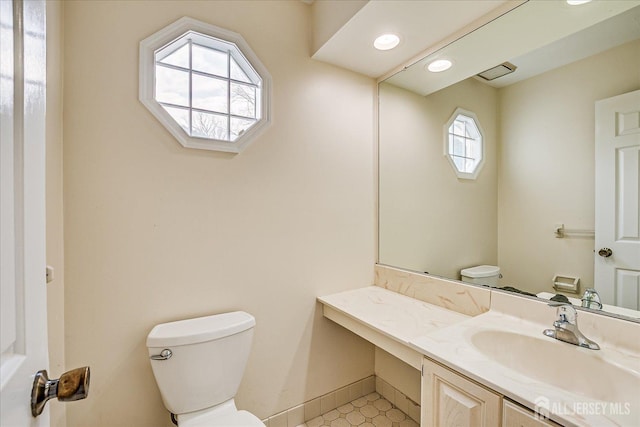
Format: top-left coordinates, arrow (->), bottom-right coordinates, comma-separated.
437,379 -> 486,425
422,358 -> 501,427
503,400 -> 561,427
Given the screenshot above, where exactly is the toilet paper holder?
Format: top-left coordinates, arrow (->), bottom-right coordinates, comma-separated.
553,275 -> 580,294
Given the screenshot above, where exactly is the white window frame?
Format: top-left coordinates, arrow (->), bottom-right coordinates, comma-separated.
444,108 -> 485,180
139,17 -> 271,153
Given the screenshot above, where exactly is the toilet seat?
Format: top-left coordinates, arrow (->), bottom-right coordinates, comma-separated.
179,409 -> 264,427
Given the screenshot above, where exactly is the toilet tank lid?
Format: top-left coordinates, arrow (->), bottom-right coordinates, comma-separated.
460,265 -> 500,278
146,311 -> 255,347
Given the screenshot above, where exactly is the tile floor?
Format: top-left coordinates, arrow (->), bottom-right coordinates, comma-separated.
299,392 -> 418,427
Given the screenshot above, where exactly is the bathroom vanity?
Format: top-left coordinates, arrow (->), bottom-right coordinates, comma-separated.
318,265 -> 640,427
421,358 -> 556,427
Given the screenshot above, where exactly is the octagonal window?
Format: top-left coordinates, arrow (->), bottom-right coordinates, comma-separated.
444,108 -> 484,179
140,18 -> 271,153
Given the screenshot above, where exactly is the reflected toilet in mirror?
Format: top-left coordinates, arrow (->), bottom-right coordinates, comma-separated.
460,265 -> 501,287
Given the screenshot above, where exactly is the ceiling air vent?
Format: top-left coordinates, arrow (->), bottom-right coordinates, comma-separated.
477,62 -> 517,81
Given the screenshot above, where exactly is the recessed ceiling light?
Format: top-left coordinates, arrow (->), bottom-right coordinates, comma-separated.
426,59 -> 453,73
567,0 -> 592,5
374,34 -> 400,51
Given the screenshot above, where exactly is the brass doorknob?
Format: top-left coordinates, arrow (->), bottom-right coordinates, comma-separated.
598,248 -> 613,258
31,366 -> 90,417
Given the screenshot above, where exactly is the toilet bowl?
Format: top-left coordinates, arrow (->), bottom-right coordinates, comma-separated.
460,265 -> 501,287
146,311 -> 264,427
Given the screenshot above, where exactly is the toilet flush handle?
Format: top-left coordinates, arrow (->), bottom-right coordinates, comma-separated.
150,349 -> 173,361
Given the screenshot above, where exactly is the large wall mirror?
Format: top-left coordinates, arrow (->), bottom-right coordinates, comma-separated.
378,1 -> 640,321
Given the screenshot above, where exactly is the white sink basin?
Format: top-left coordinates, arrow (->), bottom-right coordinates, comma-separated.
471,330 -> 640,404
410,305 -> 640,426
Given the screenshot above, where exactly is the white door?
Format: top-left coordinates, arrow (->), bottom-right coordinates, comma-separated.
1,0 -> 50,425
594,90 -> 640,310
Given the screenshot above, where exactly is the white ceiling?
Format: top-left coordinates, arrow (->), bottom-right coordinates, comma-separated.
483,5 -> 640,88
311,0 -> 509,78
310,0 -> 640,94
384,0 -> 640,96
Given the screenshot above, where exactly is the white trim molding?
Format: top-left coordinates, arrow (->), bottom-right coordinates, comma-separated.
139,17 -> 272,154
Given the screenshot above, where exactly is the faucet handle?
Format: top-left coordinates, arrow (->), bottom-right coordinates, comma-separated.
547,302 -> 577,324
544,303 -> 600,350
581,288 -> 602,309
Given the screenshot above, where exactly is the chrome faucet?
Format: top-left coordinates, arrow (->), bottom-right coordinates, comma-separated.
543,303 -> 600,350
581,288 -> 602,310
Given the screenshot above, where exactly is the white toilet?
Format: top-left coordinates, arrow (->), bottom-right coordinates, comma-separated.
146,311 -> 265,427
460,265 -> 501,287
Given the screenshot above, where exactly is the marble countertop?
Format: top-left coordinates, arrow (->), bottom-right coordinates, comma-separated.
317,286 -> 470,345
411,310 -> 640,427
318,286 -> 640,427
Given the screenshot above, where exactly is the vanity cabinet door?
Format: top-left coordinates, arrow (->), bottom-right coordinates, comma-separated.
422,358 -> 501,427
503,400 -> 561,427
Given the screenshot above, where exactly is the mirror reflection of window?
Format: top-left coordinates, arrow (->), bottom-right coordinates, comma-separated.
445,108 -> 484,179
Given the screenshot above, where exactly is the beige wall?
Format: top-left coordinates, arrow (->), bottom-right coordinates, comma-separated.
46,1 -> 66,426
498,39 -> 640,295
374,348 -> 420,404
62,2 -> 375,426
379,78 -> 499,278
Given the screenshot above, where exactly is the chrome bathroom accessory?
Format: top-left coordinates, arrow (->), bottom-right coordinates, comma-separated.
31,366 -> 90,417
554,224 -> 595,238
543,303 -> 600,350
581,288 -> 603,310
150,349 -> 173,360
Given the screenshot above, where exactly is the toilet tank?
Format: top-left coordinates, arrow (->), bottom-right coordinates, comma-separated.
460,265 -> 501,287
146,311 -> 256,415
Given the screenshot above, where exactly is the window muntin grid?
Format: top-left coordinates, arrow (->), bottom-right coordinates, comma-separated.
154,31 -> 262,142
447,113 -> 482,175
